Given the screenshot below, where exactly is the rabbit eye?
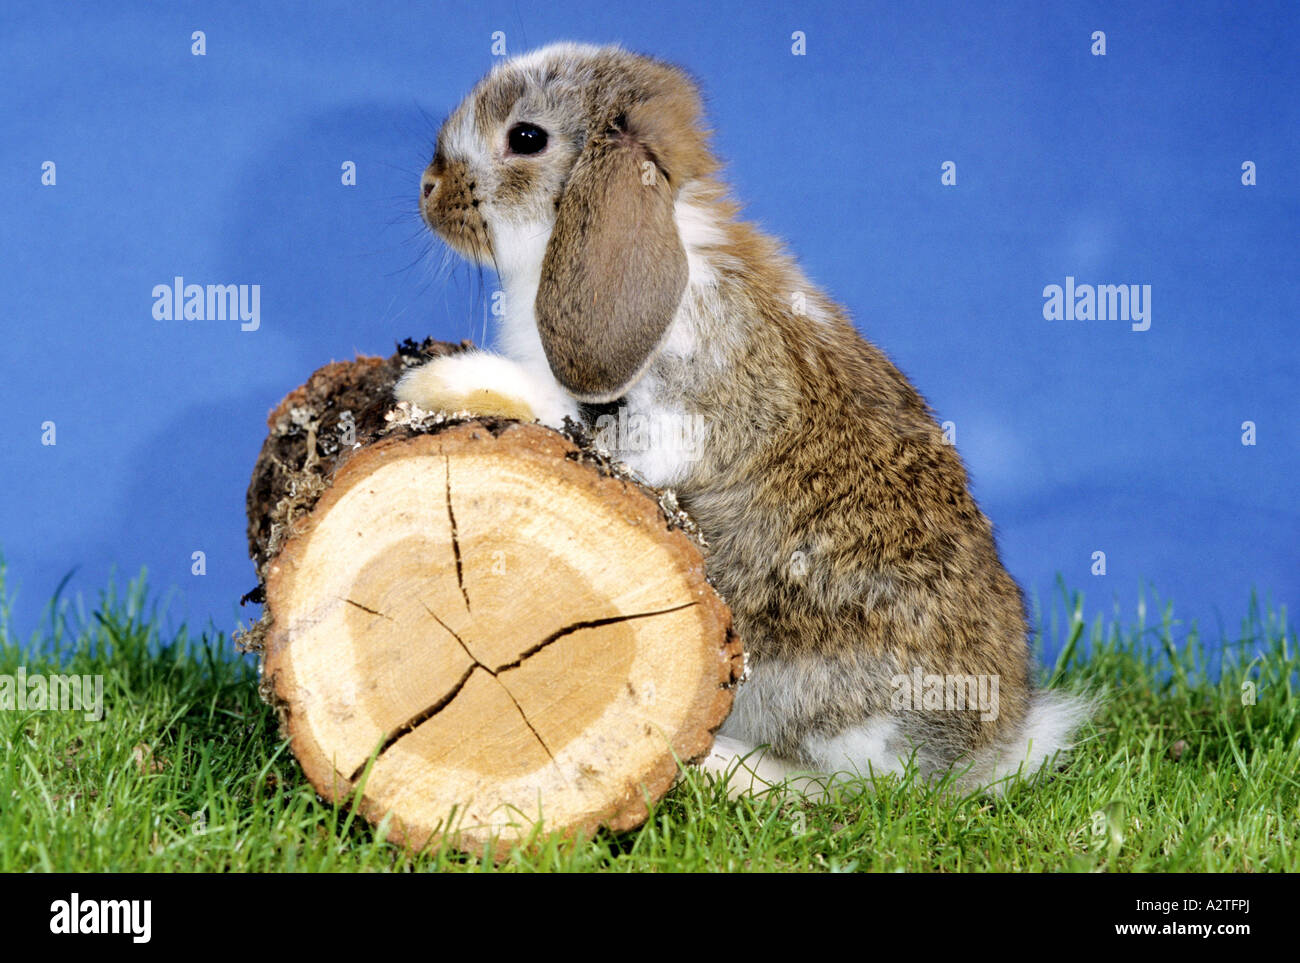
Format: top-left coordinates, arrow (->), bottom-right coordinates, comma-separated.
507,122 -> 548,155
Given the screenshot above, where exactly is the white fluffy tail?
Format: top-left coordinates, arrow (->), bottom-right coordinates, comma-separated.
971,688 -> 1096,793
697,689 -> 1094,799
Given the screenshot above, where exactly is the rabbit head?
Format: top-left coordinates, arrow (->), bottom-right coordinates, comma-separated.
420,42 -> 718,403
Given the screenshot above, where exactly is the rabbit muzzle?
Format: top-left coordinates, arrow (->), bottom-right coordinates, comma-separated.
420,157 -> 492,262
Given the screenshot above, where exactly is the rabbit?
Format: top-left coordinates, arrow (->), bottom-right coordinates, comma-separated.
396,41 -> 1091,796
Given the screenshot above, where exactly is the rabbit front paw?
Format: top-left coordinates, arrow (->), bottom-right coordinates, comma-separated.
394,351 -> 541,421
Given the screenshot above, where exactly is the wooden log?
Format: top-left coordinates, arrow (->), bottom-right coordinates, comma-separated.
241,340 -> 742,858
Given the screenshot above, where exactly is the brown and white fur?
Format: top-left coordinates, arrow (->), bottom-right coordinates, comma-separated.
397,42 -> 1090,796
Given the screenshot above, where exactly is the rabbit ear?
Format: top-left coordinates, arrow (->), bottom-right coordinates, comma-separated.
536,83 -> 712,402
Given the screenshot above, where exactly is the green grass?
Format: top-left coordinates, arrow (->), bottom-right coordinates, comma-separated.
1,565 -> 1295,872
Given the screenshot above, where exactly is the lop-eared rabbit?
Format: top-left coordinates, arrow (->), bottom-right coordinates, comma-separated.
397,42 -> 1090,796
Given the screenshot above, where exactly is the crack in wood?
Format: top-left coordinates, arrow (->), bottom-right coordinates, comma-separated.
421,602 -> 562,774
357,601 -> 699,779
494,676 -> 562,771
443,455 -> 471,612
494,601 -> 699,675
349,662 -> 477,782
422,601 -> 480,663
342,598 -> 393,620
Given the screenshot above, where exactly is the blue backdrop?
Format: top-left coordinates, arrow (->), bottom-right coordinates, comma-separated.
1,1 -> 1296,651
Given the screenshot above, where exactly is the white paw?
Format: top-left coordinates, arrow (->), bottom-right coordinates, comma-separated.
394,351 -> 579,426
697,735 -> 831,801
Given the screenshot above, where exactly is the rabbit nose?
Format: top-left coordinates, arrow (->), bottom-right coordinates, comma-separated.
421,170 -> 438,200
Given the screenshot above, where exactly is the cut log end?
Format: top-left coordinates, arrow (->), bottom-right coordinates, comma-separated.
250,370 -> 741,858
